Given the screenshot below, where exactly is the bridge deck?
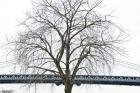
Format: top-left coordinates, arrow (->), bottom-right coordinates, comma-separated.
0,74 -> 140,86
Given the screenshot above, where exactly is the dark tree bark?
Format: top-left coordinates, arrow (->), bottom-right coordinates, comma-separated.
64,79 -> 73,93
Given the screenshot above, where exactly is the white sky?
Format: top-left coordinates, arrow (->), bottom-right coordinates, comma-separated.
0,0 -> 140,93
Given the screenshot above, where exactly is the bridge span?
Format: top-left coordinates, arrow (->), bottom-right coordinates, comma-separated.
0,74 -> 140,86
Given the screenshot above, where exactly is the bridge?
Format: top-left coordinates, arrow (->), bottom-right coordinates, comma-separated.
0,74 -> 140,86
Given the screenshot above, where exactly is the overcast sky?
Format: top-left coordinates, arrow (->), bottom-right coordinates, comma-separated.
0,0 -> 140,93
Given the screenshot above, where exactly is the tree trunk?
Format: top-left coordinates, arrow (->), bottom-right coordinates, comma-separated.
64,79 -> 73,93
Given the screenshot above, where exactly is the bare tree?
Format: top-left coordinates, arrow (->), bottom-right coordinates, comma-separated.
11,0 -> 125,93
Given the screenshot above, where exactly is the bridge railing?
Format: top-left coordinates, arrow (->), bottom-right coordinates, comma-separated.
0,74 -> 140,86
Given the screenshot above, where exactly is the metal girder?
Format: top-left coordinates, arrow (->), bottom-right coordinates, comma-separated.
0,74 -> 140,86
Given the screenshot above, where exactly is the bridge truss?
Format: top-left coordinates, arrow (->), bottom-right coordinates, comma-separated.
0,74 -> 140,86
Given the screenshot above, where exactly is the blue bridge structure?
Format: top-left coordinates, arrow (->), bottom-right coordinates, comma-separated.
0,74 -> 140,86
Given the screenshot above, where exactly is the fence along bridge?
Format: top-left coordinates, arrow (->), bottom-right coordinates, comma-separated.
0,74 -> 140,86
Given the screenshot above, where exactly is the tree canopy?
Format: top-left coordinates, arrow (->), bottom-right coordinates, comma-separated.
10,0 -> 126,93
